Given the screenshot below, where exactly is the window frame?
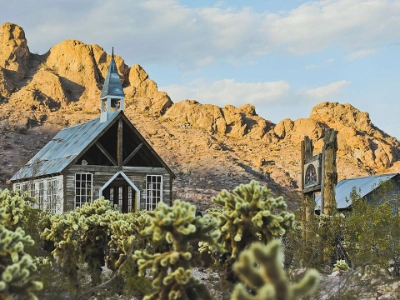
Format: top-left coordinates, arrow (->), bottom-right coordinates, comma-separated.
75,173 -> 93,209
36,180 -> 45,210
47,178 -> 59,214
146,175 -> 163,211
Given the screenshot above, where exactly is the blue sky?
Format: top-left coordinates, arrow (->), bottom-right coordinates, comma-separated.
2,0 -> 400,138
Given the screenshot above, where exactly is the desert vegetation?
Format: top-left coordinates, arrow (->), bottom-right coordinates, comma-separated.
1,180 -> 400,299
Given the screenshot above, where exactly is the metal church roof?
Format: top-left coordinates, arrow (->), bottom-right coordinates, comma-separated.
315,173 -> 399,210
11,112 -> 119,181
100,52 -> 124,99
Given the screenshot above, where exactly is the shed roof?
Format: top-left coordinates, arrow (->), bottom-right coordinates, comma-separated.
315,173 -> 399,210
11,111 -> 176,181
11,112 -> 120,180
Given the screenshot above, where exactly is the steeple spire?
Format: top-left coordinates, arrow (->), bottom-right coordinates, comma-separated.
100,48 -> 125,122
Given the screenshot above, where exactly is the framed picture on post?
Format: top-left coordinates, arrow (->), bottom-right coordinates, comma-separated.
303,154 -> 322,192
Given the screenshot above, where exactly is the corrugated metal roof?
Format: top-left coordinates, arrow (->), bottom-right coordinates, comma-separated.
11,112 -> 119,181
100,55 -> 124,99
315,173 -> 399,210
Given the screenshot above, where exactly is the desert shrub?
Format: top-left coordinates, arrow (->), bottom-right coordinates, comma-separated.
284,212 -> 345,271
344,187 -> 400,276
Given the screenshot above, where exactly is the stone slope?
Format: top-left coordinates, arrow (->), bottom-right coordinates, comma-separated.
1,22 -> 400,211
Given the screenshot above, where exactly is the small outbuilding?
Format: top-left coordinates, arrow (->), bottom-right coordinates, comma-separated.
11,52 -> 175,214
315,173 -> 400,212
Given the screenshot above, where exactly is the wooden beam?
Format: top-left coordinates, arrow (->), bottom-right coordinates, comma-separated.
301,136 -> 315,244
95,142 -> 117,166
302,185 -> 321,194
123,143 -> 143,166
322,128 -> 338,215
117,119 -> 123,168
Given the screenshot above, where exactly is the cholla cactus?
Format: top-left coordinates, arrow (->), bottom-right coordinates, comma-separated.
0,189 -> 35,231
134,200 -> 221,300
41,198 -> 120,286
333,260 -> 350,272
0,208 -> 43,300
77,199 -> 120,284
210,180 -> 294,259
106,211 -> 151,270
40,210 -> 87,287
231,240 -> 319,300
78,197 -> 118,217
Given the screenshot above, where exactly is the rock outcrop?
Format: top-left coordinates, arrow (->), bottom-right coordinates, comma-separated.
0,23 -> 171,126
309,102 -> 400,171
163,101 -> 271,139
125,64 -> 172,116
0,22 -> 30,97
1,22 -> 400,209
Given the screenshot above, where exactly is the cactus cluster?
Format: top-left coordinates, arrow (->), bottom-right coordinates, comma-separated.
134,200 -> 221,300
40,198 -> 156,296
209,180 -> 295,259
107,210 -> 151,271
0,207 -> 43,300
0,182 -> 322,300
77,198 -> 120,284
0,189 -> 35,231
41,198 -> 121,286
231,240 -> 320,300
333,259 -> 350,273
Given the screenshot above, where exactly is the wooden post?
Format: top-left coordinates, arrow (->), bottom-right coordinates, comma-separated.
322,128 -> 338,215
117,119 -> 123,169
301,136 -> 315,243
301,139 -> 306,241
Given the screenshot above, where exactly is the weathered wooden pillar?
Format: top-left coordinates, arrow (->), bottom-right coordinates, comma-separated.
322,128 -> 338,215
301,136 -> 315,242
117,119 -> 123,169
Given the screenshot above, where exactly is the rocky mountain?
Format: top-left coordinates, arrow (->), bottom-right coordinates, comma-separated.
1,22 -> 400,211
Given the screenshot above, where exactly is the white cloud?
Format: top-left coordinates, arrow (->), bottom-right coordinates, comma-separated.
305,64 -> 320,70
345,49 -> 377,61
305,57 -> 334,70
161,79 -> 291,107
266,1 -> 400,55
300,80 -> 351,99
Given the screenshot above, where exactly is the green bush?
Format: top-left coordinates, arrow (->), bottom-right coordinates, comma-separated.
344,187 -> 400,276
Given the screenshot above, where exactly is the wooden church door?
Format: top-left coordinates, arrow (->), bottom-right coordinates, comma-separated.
102,176 -> 135,213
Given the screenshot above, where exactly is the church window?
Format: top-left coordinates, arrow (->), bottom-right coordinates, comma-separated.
146,175 -> 162,211
47,179 -> 59,214
36,181 -> 45,209
75,173 -> 93,208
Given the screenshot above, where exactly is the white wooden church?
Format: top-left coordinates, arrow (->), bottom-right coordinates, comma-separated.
11,52 -> 175,214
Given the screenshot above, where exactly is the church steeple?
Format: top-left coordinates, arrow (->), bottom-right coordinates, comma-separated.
100,48 -> 125,122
